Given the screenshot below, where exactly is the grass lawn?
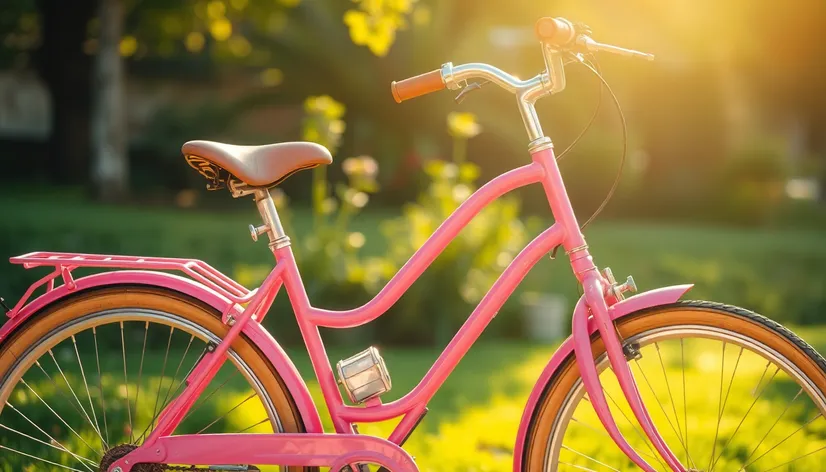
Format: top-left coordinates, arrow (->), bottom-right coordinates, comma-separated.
3,325 -> 826,471
2,193 -> 826,329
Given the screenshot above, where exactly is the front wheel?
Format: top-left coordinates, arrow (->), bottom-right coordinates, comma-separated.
524,301 -> 826,472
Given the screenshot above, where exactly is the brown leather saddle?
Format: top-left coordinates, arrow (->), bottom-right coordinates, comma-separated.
182,140 -> 333,190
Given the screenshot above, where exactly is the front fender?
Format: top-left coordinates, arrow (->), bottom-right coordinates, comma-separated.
0,270 -> 324,434
511,284 -> 693,472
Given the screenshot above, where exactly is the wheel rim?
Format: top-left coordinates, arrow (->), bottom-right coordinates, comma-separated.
546,325 -> 826,472
0,308 -> 283,471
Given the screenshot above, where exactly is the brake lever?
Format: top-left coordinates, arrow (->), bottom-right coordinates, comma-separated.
576,35 -> 654,61
454,80 -> 490,104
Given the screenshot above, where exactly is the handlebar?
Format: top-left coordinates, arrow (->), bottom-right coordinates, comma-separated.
389,16 -> 653,104
388,16 -> 653,143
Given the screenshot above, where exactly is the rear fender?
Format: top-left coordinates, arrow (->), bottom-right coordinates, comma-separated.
511,284 -> 693,472
0,270 -> 324,433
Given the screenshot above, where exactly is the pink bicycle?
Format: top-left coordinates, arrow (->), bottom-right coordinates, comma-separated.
1,17 -> 825,472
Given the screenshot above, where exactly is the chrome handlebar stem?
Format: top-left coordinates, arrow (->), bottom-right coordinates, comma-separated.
440,33 -> 652,150
441,56 -> 564,149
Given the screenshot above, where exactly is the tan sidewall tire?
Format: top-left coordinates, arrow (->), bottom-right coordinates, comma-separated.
0,286 -> 310,471
523,303 -> 826,472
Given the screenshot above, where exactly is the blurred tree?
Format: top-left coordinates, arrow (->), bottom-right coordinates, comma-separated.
1,0 -> 423,199
35,0 -> 97,186
92,0 -> 128,200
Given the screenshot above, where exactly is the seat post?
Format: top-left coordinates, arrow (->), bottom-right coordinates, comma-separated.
253,188 -> 290,251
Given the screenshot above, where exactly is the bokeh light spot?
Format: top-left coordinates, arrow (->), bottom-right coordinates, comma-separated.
119,35 -> 138,57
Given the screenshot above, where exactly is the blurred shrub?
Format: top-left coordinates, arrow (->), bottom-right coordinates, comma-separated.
272,96 -> 391,309
714,136 -> 790,226
374,113 -> 531,345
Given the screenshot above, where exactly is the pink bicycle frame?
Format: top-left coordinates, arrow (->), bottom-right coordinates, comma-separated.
5,147 -> 688,472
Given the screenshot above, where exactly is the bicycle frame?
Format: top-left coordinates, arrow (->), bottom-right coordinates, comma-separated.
4,145 -> 692,472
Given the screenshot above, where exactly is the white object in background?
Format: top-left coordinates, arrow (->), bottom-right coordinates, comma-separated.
522,292 -> 568,343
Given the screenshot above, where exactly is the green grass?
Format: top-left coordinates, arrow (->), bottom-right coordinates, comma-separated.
2,194 -> 826,331
3,327 -> 826,471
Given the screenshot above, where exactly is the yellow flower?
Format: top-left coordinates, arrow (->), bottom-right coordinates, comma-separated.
119,36 -> 138,57
343,0 -> 414,57
206,1 -> 226,20
209,18 -> 232,41
448,112 -> 482,139
348,232 -> 366,249
304,95 -> 345,120
185,31 -> 205,53
342,156 -> 379,179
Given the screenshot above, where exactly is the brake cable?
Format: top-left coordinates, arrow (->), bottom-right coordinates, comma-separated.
576,56 -> 627,230
549,52 -> 626,259
556,53 -> 603,161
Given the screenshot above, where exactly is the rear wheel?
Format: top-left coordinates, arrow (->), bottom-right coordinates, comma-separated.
0,286 -> 309,472
524,301 -> 826,472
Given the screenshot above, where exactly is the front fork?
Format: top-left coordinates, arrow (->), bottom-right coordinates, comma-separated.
575,270 -> 686,472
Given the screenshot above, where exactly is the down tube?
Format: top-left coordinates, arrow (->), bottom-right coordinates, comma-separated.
336,223 -> 564,424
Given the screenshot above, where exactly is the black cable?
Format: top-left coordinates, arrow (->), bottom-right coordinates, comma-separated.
548,54 -> 606,260
556,54 -> 603,161
575,58 -> 628,231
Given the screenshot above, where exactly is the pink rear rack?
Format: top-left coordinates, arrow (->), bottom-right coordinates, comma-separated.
7,251 -> 254,317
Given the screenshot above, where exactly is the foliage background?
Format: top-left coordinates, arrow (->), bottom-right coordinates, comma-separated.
0,0 -> 825,341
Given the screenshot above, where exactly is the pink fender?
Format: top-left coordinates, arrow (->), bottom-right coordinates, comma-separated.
0,270 -> 324,434
512,284 -> 693,472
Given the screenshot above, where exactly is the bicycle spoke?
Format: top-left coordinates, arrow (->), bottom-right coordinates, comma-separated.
92,326 -> 110,446
654,343 -> 685,446
12,381 -> 100,457
751,361 -> 772,398
0,444 -> 86,472
569,416 -> 664,466
561,445 -> 620,471
707,342 -> 727,471
137,338 -> 203,442
5,403 -> 97,471
158,333 -> 196,414
195,392 -> 256,434
601,380 -> 668,470
0,423 -> 97,467
32,359 -> 103,444
119,320 -> 134,443
149,326 -> 175,429
710,366 -> 780,470
739,387 -> 803,469
181,369 -> 241,423
558,460 -> 599,472
632,358 -> 693,466
133,321 -> 149,438
47,349 -> 105,445
762,445 -> 826,472
236,417 -> 270,434
741,412 -> 822,470
71,334 -> 105,449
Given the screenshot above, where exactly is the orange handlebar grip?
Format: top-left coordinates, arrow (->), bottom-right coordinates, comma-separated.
391,69 -> 445,103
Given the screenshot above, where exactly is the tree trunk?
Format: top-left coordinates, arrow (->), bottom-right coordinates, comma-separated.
91,0 -> 129,201
34,0 -> 96,187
